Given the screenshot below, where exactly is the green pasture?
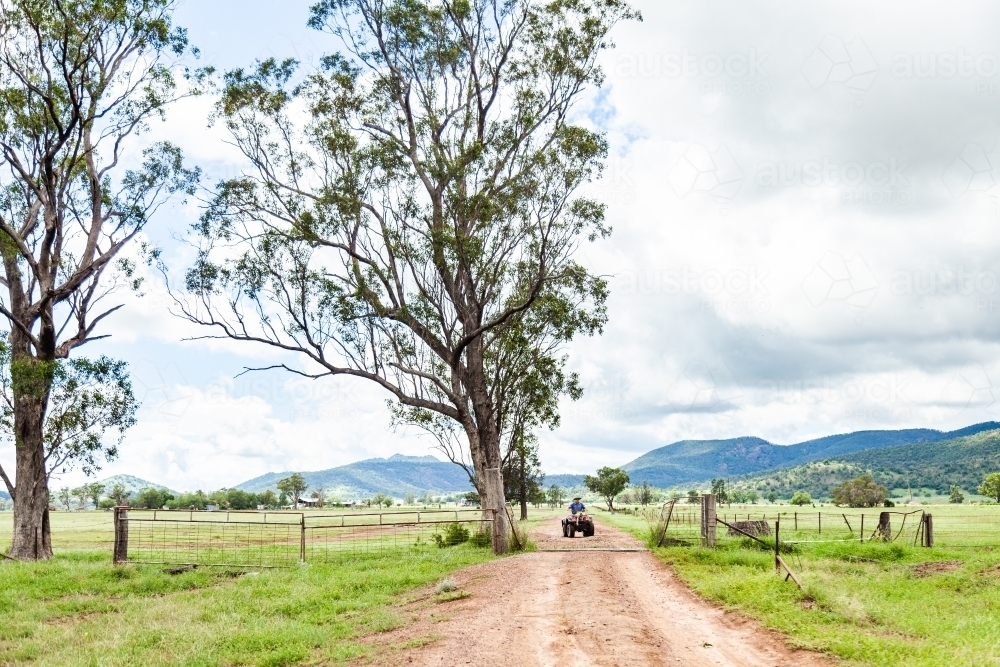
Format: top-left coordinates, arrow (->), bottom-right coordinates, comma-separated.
0,510 -> 494,666
605,504 -> 1000,667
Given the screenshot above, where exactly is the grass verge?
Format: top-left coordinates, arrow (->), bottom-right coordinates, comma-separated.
0,545 -> 493,666
604,510 -> 1000,667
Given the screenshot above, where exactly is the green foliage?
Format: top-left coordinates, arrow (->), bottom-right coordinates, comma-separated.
832,475 -> 888,508
132,487 -> 174,510
790,491 -> 812,506
584,466 -> 630,511
107,482 -> 130,506
547,485 -> 565,508
468,531 -> 493,548
979,472 -> 1000,502
710,478 -> 729,503
949,485 -> 965,504
0,345 -> 138,478
433,523 -> 470,548
276,473 -> 308,507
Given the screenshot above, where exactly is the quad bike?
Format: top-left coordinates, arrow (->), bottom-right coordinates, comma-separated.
562,511 -> 595,537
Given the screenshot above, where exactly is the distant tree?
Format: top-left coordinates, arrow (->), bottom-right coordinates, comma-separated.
746,489 -> 760,505
404,492 -> 416,506
134,488 -> 173,509
528,486 -> 547,508
687,490 -> 700,504
790,491 -> 812,506
710,478 -> 729,504
58,487 -> 72,511
949,486 -> 964,504
547,485 -> 565,509
462,491 -> 481,506
832,475 -> 887,508
503,430 -> 545,520
277,491 -> 289,507
766,491 -> 778,504
636,481 -> 654,506
370,492 -> 388,508
70,487 -> 88,510
108,482 -> 130,506
258,490 -> 278,509
421,492 -> 435,506
276,474 -> 308,509
311,486 -> 326,508
166,491 -> 208,510
584,467 -> 630,512
84,483 -> 106,510
979,473 -> 1000,502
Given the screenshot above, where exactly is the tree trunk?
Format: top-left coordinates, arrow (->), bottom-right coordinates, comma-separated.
518,451 -> 528,521
8,367 -> 53,559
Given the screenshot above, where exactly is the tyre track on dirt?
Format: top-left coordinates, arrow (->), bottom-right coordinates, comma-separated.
359,516 -> 832,666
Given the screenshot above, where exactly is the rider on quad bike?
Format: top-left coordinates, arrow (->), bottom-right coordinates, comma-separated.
562,497 -> 595,537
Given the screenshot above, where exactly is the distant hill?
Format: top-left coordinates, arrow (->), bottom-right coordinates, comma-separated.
0,490 -> 8,501
235,454 -> 474,499
732,428 -> 1000,499
620,423 -> 1000,489
97,474 -> 177,496
545,474 -> 585,489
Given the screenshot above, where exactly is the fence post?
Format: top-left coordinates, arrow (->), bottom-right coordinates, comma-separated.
299,515 -> 306,563
701,494 -> 716,548
818,512 -> 821,535
113,507 -> 129,565
794,512 -> 797,531
860,514 -> 864,543
774,520 -> 780,573
923,513 -> 934,547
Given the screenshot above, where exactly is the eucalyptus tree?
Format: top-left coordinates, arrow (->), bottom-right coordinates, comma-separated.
0,0 -> 204,558
182,0 -> 636,552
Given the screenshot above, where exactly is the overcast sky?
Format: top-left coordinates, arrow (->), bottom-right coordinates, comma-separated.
9,0 -> 1000,492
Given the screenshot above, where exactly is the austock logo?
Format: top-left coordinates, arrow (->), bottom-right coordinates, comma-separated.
667,143 -> 744,206
802,35 -> 878,105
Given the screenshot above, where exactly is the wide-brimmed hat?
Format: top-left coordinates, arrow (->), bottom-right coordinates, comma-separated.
573,496 -> 582,500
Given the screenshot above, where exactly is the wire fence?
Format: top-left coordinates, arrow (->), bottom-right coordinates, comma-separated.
639,501 -> 1000,549
115,508 -> 496,568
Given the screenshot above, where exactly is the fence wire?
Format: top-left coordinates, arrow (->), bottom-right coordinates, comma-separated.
117,508 -> 494,568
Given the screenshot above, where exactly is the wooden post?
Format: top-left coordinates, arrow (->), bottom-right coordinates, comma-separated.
774,520 -> 780,573
818,512 -> 821,535
701,494 -> 716,548
923,513 -> 934,547
860,514 -> 864,543
299,514 -> 306,563
794,512 -> 797,531
113,507 -> 129,565
876,512 -> 891,542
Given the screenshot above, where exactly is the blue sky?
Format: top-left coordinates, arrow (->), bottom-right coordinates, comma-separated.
7,0 -> 1000,492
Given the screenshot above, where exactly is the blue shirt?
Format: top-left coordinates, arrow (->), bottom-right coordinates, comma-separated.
569,501 -> 585,514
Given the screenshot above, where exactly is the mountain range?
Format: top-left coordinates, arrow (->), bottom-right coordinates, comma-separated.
619,422 -> 1000,489
733,427 -> 1000,499
49,421 -> 1000,501
235,454 -> 474,499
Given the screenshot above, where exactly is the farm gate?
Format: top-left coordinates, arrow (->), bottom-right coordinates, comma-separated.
112,507 -> 497,568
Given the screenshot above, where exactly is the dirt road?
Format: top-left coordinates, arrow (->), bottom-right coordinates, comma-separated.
362,516 -> 831,666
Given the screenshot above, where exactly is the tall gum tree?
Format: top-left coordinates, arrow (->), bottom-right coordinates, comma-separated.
0,0 -> 204,559
181,0 -> 637,553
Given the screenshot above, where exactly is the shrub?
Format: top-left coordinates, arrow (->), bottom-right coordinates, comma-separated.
790,491 -> 812,506
832,474 -> 887,507
433,523 -> 470,548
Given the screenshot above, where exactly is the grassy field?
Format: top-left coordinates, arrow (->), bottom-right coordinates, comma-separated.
604,503 -> 1000,667
0,510 -> 495,667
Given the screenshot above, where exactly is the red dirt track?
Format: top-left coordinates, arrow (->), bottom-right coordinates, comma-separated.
358,515 -> 832,666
